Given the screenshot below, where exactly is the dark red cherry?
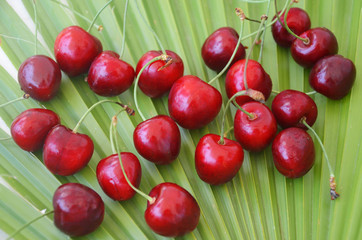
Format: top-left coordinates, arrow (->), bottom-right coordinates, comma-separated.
53,183 -> 104,237
272,89 -> 317,129
309,55 -> 356,99
145,182 -> 200,237
54,26 -> 102,77
271,8 -> 311,48
225,59 -> 272,106
136,50 -> 184,98
87,51 -> 135,96
201,27 -> 246,72
43,125 -> 94,176
168,75 -> 222,129
195,134 -> 244,185
10,108 -> 60,151
96,152 -> 141,201
272,127 -> 315,178
133,115 -> 181,165
291,27 -> 338,68
18,55 -> 61,101
234,102 -> 277,152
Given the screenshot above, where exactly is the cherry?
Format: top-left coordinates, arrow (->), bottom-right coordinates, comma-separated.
18,55 -> 61,101
201,27 -> 246,72
272,89 -> 317,129
133,115 -> 181,165
272,127 -> 315,178
10,108 -> 60,152
195,134 -> 244,185
309,55 -> 356,99
271,8 -> 311,48
96,152 -> 141,201
291,27 -> 338,68
136,50 -> 184,98
54,26 -> 102,77
168,75 -> 222,129
234,102 -> 277,152
145,182 -> 200,237
225,59 -> 272,106
53,183 -> 104,237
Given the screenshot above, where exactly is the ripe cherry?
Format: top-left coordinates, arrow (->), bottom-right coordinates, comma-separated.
53,183 -> 104,237
10,108 -> 60,152
54,26 -> 102,77
18,55 -> 61,101
309,55 -> 356,99
87,51 -> 135,96
272,89 -> 317,129
136,50 -> 184,98
201,27 -> 246,72
272,127 -> 315,178
168,75 -> 222,129
145,182 -> 200,237
96,152 -> 141,201
234,102 -> 277,152
195,134 -> 244,185
291,27 -> 338,68
133,115 -> 181,165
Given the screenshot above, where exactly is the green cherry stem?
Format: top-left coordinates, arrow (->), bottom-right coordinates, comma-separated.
31,0 -> 38,55
0,94 -> 30,109
119,0 -> 130,58
306,91 -> 317,95
0,136 -> 12,141
87,0 -> 113,33
258,0 -> 272,62
271,89 -> 280,95
223,127 -> 234,138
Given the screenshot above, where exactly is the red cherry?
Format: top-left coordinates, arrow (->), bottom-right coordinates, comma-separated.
43,125 -> 94,176
272,127 -> 315,178
195,134 -> 244,185
18,55 -> 61,101
234,102 -> 277,152
309,55 -> 356,99
54,26 -> 102,77
133,115 -> 181,165
271,8 -> 311,48
168,75 -> 222,129
136,50 -> 184,98
87,51 -> 135,96
201,27 -> 246,72
291,27 -> 338,68
145,182 -> 200,237
53,183 -> 104,237
272,89 -> 317,129
225,59 -> 272,106
96,152 -> 141,201
10,108 -> 60,152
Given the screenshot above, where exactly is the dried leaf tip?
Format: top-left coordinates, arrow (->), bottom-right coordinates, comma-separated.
246,89 -> 265,103
235,8 -> 246,20
158,54 -> 173,71
98,25 -> 104,32
330,176 -> 340,200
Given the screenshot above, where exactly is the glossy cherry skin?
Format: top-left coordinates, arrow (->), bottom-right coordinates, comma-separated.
272,127 -> 315,178
225,59 -> 272,106
291,27 -> 338,68
87,51 -> 135,96
168,75 -> 222,129
136,50 -> 184,98
54,26 -> 102,77
309,55 -> 356,99
18,55 -> 61,101
272,8 -> 311,48
272,89 -> 317,129
96,152 -> 141,201
10,108 -> 60,152
43,125 -> 94,176
234,102 -> 277,152
133,115 -> 181,165
195,134 -> 244,185
201,27 -> 246,72
145,182 -> 200,237
53,183 -> 104,237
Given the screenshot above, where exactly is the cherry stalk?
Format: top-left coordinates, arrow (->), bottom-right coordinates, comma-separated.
0,94 -> 29,109
87,0 -> 113,32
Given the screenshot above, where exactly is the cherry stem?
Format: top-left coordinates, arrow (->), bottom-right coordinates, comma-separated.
111,116 -> 155,203
31,0 -> 38,55
306,91 -> 317,95
119,0 -> 130,58
6,210 -> 54,240
87,0 -> 113,33
0,94 -> 30,109
258,0 -> 272,62
223,127 -> 234,138
272,89 -> 280,94
0,136 -> 12,141
134,0 -> 166,55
